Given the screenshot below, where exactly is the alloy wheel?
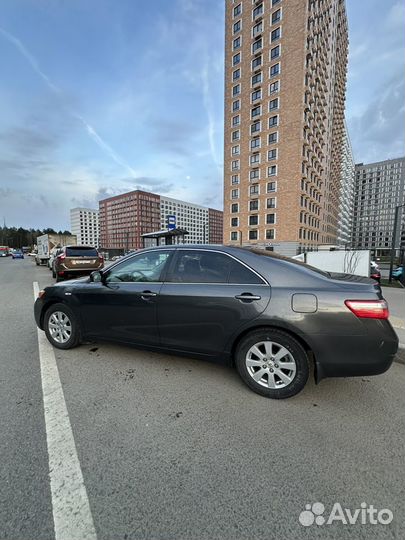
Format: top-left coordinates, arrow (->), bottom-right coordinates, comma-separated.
245,340 -> 297,389
48,311 -> 72,344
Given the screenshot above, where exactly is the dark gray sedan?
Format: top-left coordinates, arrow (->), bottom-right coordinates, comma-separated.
34,246 -> 398,399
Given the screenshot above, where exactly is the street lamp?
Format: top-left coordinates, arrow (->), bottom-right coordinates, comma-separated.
388,203 -> 405,283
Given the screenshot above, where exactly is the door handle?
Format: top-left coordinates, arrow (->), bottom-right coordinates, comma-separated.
235,293 -> 262,302
140,291 -> 157,299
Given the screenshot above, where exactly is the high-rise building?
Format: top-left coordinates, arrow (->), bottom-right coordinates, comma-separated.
223,0 -> 348,256
70,207 -> 99,247
99,190 -> 223,250
336,121 -> 354,247
352,158 -> 405,257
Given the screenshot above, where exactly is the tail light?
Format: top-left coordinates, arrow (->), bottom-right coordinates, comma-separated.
58,253 -> 66,261
345,299 -> 389,319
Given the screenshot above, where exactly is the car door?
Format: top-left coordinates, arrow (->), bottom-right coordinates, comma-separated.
77,250 -> 172,345
157,249 -> 271,356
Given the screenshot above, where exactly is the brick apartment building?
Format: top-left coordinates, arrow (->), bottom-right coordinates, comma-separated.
223,0 -> 348,255
99,190 -> 223,251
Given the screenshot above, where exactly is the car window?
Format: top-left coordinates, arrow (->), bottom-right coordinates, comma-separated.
66,247 -> 98,257
106,251 -> 171,283
166,250 -> 264,284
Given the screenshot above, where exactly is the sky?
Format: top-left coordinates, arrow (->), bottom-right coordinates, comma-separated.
0,0 -> 404,231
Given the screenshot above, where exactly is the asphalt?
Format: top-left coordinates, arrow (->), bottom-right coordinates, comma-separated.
1,257 -> 405,540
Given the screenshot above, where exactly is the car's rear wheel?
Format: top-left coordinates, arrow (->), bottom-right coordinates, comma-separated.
52,267 -> 56,278
235,329 -> 309,399
44,303 -> 80,349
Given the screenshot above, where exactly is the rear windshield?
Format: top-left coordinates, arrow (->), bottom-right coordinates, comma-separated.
246,248 -> 331,277
66,247 -> 98,257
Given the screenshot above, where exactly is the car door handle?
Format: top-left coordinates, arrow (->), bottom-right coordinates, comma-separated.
235,293 -> 262,302
140,290 -> 158,300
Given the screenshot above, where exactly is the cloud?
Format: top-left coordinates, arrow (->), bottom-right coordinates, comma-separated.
0,26 -> 140,178
347,73 -> 405,162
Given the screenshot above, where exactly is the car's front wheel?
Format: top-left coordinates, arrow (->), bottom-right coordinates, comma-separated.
44,303 -> 80,349
235,328 -> 309,399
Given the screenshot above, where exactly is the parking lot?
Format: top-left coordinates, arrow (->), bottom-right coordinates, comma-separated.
1,256 -> 405,540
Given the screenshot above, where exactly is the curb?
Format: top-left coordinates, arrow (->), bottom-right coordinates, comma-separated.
395,346 -> 405,365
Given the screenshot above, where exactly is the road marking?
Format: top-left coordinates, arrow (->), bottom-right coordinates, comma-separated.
33,282 -> 97,540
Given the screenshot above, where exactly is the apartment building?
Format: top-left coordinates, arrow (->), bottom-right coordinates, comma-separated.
99,190 -> 223,250
224,0 -> 348,255
352,158 -> 405,256
70,207 -> 99,247
336,121 -> 354,247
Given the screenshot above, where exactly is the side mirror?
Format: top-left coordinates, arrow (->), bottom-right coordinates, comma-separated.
90,270 -> 104,283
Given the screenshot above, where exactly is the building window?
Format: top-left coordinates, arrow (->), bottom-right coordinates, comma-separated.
249,215 -> 259,226
252,38 -> 263,53
267,181 -> 276,192
250,153 -> 260,165
267,197 -> 276,208
268,132 -> 278,144
233,52 -> 241,66
251,105 -> 261,118
270,63 -> 280,77
266,229 -> 275,240
231,217 -> 239,227
269,115 -> 278,127
232,114 -> 240,126
232,130 -> 240,141
233,36 -> 241,50
233,20 -> 241,34
232,99 -> 240,111
269,80 -> 279,94
231,203 -> 239,213
272,0 -> 281,5
250,168 -> 260,180
252,56 -> 262,69
271,27 -> 281,42
252,72 -> 262,85
269,98 -> 279,110
272,9 -> 281,24
231,189 -> 240,199
252,89 -> 262,102
251,136 -> 261,149
268,149 -> 277,160
231,160 -> 240,170
233,68 -> 241,81
231,174 -> 240,184
232,84 -> 241,96
233,3 -> 241,17
250,185 -> 259,195
251,121 -> 261,134
270,45 -> 280,59
252,21 -> 263,37
249,230 -> 258,240
231,145 -> 240,156
266,213 -> 275,224
253,4 -> 263,19
231,231 -> 238,241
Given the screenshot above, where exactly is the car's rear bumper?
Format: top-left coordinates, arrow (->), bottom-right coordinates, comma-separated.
310,320 -> 399,382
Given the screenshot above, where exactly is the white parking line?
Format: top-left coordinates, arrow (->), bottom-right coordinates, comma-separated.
33,282 -> 97,540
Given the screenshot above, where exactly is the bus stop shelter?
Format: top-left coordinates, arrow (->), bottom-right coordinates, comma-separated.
141,228 -> 189,248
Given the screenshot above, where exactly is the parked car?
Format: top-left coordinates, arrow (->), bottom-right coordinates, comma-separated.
391,266 -> 404,281
11,250 -> 24,259
52,245 -> 104,282
34,246 -> 398,399
370,264 -> 381,283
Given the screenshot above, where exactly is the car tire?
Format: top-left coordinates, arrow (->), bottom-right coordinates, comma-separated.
35,259 -> 39,266
44,303 -> 80,349
234,328 -> 309,399
52,267 -> 56,278
56,274 -> 63,282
